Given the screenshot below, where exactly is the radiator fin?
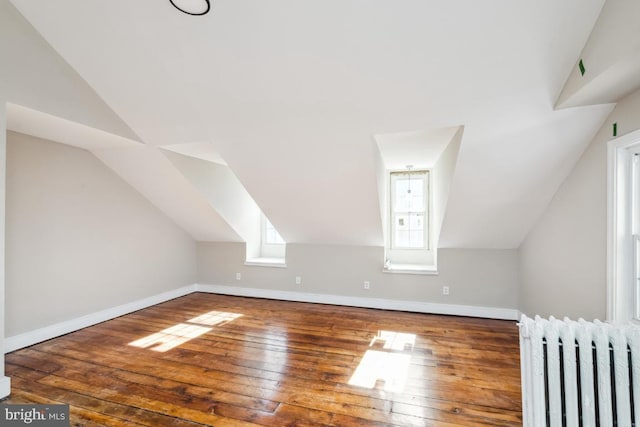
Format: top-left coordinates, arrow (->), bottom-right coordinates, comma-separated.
519,315 -> 640,427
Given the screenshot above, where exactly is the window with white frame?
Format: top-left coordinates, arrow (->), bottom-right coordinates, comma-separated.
263,217 -> 285,245
390,170 -> 429,250
608,130 -> 640,322
245,216 -> 286,266
258,216 -> 286,261
633,153 -> 640,318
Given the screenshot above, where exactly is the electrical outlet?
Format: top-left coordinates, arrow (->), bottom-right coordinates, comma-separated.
236,272 -> 241,281
295,276 -> 302,285
363,281 -> 370,290
442,286 -> 450,296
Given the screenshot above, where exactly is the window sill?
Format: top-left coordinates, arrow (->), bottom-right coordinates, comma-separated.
245,258 -> 287,268
383,263 -> 438,275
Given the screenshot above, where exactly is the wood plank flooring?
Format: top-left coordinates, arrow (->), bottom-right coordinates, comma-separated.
4,293 -> 522,426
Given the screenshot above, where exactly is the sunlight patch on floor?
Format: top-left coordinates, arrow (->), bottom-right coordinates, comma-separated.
348,330 -> 416,393
370,330 -> 416,351
128,310 -> 242,352
188,310 -> 243,326
348,350 -> 412,392
128,323 -> 212,352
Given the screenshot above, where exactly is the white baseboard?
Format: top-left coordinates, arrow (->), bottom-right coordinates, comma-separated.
0,376 -> 10,399
4,285 -> 196,353
3,282 -> 518,354
195,284 -> 520,320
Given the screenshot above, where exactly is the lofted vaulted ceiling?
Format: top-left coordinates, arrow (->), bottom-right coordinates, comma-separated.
7,0 -> 625,248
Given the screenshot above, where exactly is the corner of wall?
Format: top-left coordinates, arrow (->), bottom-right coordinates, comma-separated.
0,376 -> 10,399
518,87 -> 640,320
0,103 -> 7,381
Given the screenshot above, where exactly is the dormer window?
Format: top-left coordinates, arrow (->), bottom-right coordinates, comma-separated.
244,216 -> 286,267
384,168 -> 435,273
263,217 -> 285,245
375,125 -> 464,274
390,170 -> 429,250
252,216 -> 286,263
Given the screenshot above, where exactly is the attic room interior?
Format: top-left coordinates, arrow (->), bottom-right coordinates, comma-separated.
1,0 -> 640,425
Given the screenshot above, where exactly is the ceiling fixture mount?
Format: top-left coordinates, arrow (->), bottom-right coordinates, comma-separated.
170,0 -> 210,16
406,165 -> 414,194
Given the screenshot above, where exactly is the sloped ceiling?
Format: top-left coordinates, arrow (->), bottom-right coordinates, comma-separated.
5,104 -> 242,242
8,0 -> 616,248
162,150 -> 262,252
0,0 -> 140,142
556,0 -> 640,109
6,103 -> 142,151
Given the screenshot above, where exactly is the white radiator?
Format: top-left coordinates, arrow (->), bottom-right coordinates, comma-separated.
519,315 -> 640,427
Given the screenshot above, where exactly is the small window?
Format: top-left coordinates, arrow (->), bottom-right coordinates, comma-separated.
608,131 -> 640,321
248,216 -> 286,264
633,154 -> 640,318
263,217 -> 285,245
390,170 -> 429,250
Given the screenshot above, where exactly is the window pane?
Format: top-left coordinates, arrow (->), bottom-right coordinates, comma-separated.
394,177 -> 424,213
390,171 -> 428,249
634,156 -> 639,318
636,236 -> 640,319
408,213 -> 425,248
396,213 -> 409,229
393,213 -> 424,248
264,219 -> 285,245
395,229 -> 411,248
409,213 -> 424,230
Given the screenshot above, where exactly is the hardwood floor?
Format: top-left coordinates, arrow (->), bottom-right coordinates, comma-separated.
4,293 -> 522,426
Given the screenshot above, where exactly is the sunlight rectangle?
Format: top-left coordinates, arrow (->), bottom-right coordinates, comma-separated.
128,310 -> 242,352
188,310 -> 242,326
348,350 -> 412,393
128,323 -> 212,352
370,330 -> 416,351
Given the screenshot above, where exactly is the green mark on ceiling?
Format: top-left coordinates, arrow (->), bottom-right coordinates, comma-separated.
613,122 -> 618,137
578,59 -> 586,76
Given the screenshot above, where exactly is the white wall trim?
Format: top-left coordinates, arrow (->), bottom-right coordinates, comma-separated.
195,283 -> 520,320
4,281 -> 519,356
244,258 -> 287,268
4,285 -> 196,353
0,376 -> 10,399
607,128 -> 640,321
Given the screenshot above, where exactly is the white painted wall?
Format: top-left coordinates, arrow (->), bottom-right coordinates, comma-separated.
0,2 -> 138,140
0,106 -> 6,382
163,151 -> 262,258
520,87 -> 640,320
374,144 -> 389,256
0,0 -> 148,397
197,242 -> 519,311
432,127 -> 463,250
5,132 -> 197,336
92,145 -> 242,243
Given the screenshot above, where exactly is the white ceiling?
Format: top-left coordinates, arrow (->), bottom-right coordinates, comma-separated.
557,0 -> 640,109
8,0 -> 618,248
6,103 -> 142,151
375,126 -> 460,170
160,142 -> 228,166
